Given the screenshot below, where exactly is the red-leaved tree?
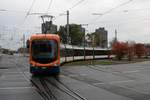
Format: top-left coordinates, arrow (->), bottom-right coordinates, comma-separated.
112,42 -> 128,60
127,44 -> 135,61
134,43 -> 145,58
144,47 -> 150,58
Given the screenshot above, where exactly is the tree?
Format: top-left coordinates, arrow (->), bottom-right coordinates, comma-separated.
58,24 -> 85,45
112,42 -> 128,60
124,41 -> 135,61
127,43 -> 135,61
145,48 -> 150,58
69,24 -> 84,45
134,43 -> 145,58
58,26 -> 67,44
144,44 -> 150,58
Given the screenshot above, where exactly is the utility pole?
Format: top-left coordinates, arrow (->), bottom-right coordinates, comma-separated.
92,35 -> 95,60
66,10 -> 69,44
59,10 -> 70,44
80,24 -> 88,45
80,24 -> 88,60
0,30 -> 1,39
23,34 -> 25,57
115,29 -> 117,43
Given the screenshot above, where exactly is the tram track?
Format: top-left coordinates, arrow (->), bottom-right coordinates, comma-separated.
45,77 -> 87,100
39,78 -> 58,100
10,58 -> 57,100
31,78 -> 52,100
11,56 -> 87,100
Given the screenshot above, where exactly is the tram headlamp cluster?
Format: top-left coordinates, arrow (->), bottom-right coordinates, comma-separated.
53,64 -> 58,67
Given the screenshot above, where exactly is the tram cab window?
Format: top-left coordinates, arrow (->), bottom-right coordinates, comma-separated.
31,40 -> 58,63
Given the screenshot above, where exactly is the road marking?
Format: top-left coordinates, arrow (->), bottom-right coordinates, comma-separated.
68,74 -> 78,77
109,80 -> 134,84
0,68 -> 9,70
93,82 -> 105,85
93,80 -> 134,85
0,87 -> 34,90
15,65 -> 29,82
4,72 -> 20,74
123,70 -> 140,73
80,74 -> 87,76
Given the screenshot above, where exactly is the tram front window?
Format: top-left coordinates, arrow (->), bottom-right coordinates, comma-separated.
31,40 -> 58,64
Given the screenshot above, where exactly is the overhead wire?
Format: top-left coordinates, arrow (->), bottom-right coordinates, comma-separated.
15,0 -> 36,36
122,7 -> 150,12
46,0 -> 53,13
0,9 -> 27,13
101,0 -> 133,15
23,0 -> 54,21
0,0 -> 53,16
54,0 -> 85,20
68,0 -> 85,10
88,0 -> 133,25
89,16 -> 150,26
21,0 -> 36,25
26,0 -> 36,16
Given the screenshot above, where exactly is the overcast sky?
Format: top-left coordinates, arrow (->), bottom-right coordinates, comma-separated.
0,0 -> 150,50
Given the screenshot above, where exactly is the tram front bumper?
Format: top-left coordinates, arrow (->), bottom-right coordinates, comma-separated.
30,65 -> 60,75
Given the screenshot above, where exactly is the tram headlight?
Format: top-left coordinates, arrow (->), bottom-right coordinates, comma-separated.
54,64 -> 58,67
30,63 -> 35,67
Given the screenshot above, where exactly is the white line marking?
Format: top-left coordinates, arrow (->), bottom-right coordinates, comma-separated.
123,70 -> 140,73
0,87 -> 34,90
4,72 -> 20,74
109,80 -> 134,84
93,82 -> 105,85
80,74 -> 87,76
69,74 -> 78,77
93,80 -> 134,85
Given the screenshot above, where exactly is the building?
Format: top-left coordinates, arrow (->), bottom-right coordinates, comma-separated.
95,27 -> 108,48
42,21 -> 57,34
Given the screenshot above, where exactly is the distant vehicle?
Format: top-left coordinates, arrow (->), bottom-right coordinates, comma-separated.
1,49 -> 13,55
29,34 -> 60,75
2,49 -> 9,54
8,51 -> 13,55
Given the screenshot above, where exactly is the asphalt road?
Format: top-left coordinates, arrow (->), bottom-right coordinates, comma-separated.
1,54 -> 150,100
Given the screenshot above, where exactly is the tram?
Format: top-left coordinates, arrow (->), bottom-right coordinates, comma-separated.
29,34 -> 60,75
